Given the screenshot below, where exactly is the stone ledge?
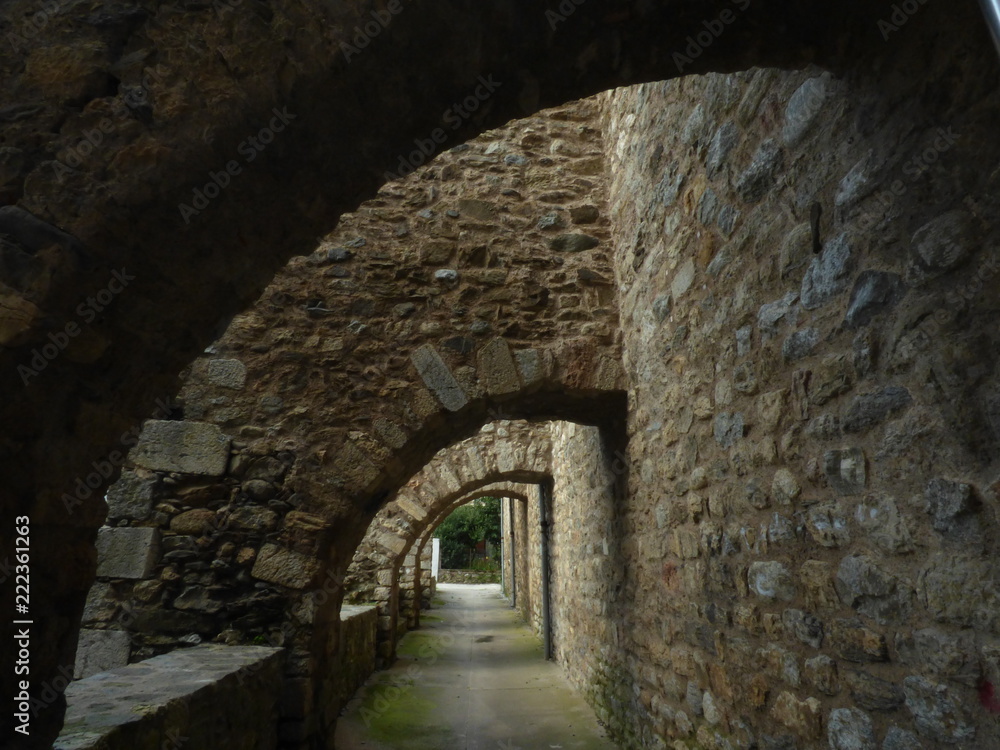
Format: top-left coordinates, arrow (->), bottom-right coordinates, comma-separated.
336,604 -> 379,708
56,645 -> 284,750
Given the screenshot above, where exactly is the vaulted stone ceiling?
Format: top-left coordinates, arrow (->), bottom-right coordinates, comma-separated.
2,0 -> 893,524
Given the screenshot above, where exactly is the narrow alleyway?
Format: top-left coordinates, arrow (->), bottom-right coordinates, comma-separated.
335,584 -> 618,749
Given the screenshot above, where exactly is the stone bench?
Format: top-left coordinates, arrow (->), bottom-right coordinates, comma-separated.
55,644 -> 284,750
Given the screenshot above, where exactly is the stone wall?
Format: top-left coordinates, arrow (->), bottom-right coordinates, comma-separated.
597,15 -> 1000,749
497,486 -> 539,628
548,422 -> 626,725
56,645 -> 284,750
333,605 -> 379,711
78,418 -> 324,666
524,485 -> 544,636
501,497 -> 516,601
0,2 -> 977,745
436,570 -> 499,584
76,418 -> 377,744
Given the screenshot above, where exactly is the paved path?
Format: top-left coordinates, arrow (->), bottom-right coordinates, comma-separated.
335,583 -> 618,750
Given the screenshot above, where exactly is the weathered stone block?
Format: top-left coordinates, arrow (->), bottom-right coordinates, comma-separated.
924,478 -> 976,534
748,561 -> 796,601
844,271 -> 905,329
844,669 -> 904,712
835,554 -> 912,625
804,655 -> 838,696
783,609 -> 823,648
906,209 -> 976,285
810,354 -> 853,406
882,726 -> 923,750
856,494 -> 913,554
917,554 -> 1000,630
770,691 -> 821,739
200,358 -> 248,389
903,675 -> 975,744
105,470 -> 155,520
132,420 -> 231,476
771,469 -> 800,505
58,645 -> 284,749
411,344 -> 468,411
227,506 -> 278,531
550,233 -> 599,252
830,618 -> 888,663
173,585 -> 224,613
835,152 -> 875,209
74,629 -> 131,679
457,198 -> 496,220
758,292 -> 798,336
170,508 -> 217,535
828,707 -> 877,750
895,627 -> 979,684
806,503 -> 851,548
782,327 -> 819,361
707,121 -> 739,175
783,75 -> 830,146
82,582 -> 118,623
95,527 -> 160,579
736,139 -> 782,203
800,560 -> 840,611
671,258 -> 696,300
801,232 -> 852,310
842,386 -> 912,434
477,337 -> 521,396
713,412 -> 744,448
251,543 -> 321,589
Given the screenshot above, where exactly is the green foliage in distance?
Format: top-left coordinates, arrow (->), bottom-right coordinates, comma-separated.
435,496 -> 501,569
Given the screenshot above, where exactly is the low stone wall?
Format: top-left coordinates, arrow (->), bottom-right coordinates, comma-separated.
437,569 -> 500,584
55,645 -> 285,750
334,605 -> 378,709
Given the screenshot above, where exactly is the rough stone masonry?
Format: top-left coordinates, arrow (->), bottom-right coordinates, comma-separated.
3,1 -> 1000,749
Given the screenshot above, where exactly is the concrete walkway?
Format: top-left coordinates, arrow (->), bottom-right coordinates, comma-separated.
335,583 -> 619,750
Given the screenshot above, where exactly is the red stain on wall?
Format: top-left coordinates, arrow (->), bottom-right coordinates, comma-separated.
978,680 -> 1000,713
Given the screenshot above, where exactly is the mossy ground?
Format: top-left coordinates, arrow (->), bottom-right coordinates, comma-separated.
354,672 -> 460,748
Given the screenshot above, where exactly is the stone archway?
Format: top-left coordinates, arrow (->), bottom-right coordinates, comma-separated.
57,97 -> 631,748
397,483 -> 530,638
344,420 -> 555,658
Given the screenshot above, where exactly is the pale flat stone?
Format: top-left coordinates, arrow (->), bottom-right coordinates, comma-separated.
131,420 -> 231,476
95,527 -> 159,579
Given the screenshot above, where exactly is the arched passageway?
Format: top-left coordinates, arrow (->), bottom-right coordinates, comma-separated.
401,484 -> 531,633
7,2 -> 1000,748
345,420 -> 557,660
38,101 -> 626,747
